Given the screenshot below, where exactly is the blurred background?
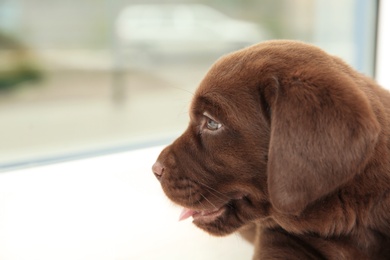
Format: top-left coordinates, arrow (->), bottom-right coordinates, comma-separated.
0,0 -> 378,168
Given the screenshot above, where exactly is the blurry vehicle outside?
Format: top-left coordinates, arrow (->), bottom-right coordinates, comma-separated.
116,4 -> 270,63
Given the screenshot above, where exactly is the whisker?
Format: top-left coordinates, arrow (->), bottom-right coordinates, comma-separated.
183,172 -> 233,209
200,193 -> 218,209
205,188 -> 230,203
197,196 -> 208,209
194,179 -> 230,200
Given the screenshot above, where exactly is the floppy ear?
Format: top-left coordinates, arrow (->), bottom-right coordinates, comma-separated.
267,74 -> 380,216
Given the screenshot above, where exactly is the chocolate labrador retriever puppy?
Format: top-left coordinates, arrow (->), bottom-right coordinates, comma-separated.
152,40 -> 390,259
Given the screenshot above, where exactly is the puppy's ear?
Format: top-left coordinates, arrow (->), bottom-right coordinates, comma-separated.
266,74 -> 380,215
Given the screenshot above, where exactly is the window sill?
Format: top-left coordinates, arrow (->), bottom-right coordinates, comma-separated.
0,145 -> 251,260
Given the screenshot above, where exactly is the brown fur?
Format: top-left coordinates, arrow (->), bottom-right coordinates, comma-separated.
152,40 -> 390,259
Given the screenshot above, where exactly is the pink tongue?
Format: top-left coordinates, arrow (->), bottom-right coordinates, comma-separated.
179,208 -> 197,221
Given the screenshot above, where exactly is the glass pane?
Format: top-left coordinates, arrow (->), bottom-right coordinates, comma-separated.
0,0 -> 378,168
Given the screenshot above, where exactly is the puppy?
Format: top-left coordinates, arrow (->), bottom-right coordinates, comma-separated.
152,40 -> 390,259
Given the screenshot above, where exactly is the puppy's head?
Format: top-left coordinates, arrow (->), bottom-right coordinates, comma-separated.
152,40 -> 380,236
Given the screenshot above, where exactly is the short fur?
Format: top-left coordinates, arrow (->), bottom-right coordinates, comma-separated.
152,40 -> 390,259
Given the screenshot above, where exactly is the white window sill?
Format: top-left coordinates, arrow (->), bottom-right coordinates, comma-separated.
0,145 -> 251,260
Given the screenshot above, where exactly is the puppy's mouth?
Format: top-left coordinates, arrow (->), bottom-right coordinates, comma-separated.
178,195 -> 247,224
179,206 -> 226,222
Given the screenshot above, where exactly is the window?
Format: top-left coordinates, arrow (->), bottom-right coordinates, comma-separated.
0,0 -> 378,170
377,0 -> 390,88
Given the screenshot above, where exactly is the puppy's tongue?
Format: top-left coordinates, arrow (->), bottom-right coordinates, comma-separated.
179,208 -> 196,221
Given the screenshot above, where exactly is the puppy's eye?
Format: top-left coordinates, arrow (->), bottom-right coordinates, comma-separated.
206,117 -> 222,131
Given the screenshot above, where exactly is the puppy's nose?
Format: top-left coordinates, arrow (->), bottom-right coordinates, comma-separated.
152,161 -> 164,180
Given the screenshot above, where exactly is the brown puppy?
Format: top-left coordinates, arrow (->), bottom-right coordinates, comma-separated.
152,40 -> 390,259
